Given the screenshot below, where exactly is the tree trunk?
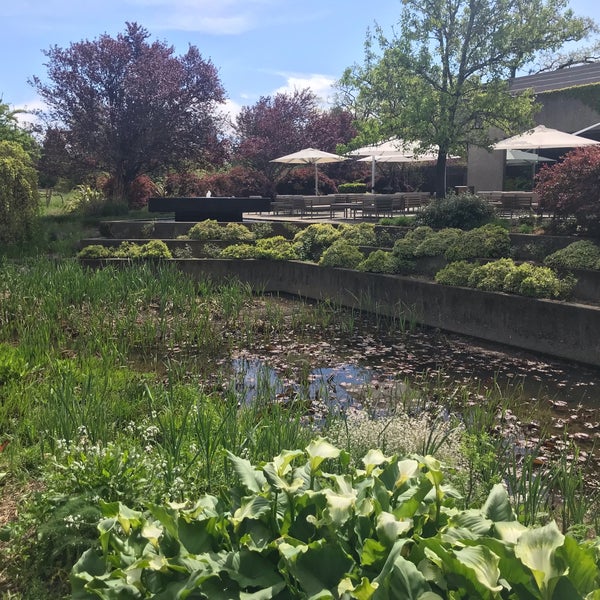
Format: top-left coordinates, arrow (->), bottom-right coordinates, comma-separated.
435,150 -> 448,198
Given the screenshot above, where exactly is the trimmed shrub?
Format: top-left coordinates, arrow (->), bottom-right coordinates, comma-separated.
292,223 -> 340,262
221,222 -> 255,242
544,240 -> 600,270
318,239 -> 364,269
77,244 -> 112,259
535,146 -> 600,235
188,219 -> 224,241
415,193 -> 494,230
414,228 -> 462,257
338,222 -> 377,246
220,244 -> 258,259
138,239 -> 172,259
434,261 -> 478,287
255,236 -> 298,260
504,262 -> 569,298
445,224 -> 511,261
357,249 -> 397,273
338,182 -> 367,193
468,258 -> 516,291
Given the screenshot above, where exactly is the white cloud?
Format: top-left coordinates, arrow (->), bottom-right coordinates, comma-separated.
273,73 -> 337,106
13,98 -> 46,127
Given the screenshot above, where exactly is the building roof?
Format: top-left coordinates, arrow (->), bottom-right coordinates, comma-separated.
509,62 -> 600,94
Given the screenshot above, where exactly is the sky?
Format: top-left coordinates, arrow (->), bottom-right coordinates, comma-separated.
2,0 -> 600,125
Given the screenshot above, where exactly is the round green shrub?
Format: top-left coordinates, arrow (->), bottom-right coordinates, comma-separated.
292,223 -> 340,262
318,239 -> 364,269
434,261 -> 477,286
220,244 -> 258,259
357,249 -> 397,273
468,258 -> 516,291
544,240 -> 600,271
415,193 -> 495,230
113,241 -> 143,259
338,222 -> 377,246
221,222 -> 255,242
414,228 -> 463,257
188,219 -> 224,241
338,182 -> 367,193
256,236 -> 298,260
445,224 -> 511,261
138,240 -> 172,259
504,263 -> 569,299
77,244 -> 112,259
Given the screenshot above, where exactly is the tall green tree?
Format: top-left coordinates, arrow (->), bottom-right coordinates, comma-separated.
338,0 -> 593,196
31,22 -> 226,207
0,100 -> 39,159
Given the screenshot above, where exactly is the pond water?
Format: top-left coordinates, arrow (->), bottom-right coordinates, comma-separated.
228,326 -> 600,409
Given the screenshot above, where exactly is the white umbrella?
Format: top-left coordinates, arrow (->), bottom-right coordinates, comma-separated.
494,125 -> 600,150
505,149 -> 555,165
270,148 -> 347,195
349,138 -> 441,188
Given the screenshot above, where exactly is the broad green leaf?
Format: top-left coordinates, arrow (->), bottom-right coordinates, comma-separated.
223,550 -> 283,589
273,448 -> 304,477
557,535 -> 600,596
178,518 -> 215,554
376,512 -> 412,546
394,459 -> 420,488
263,462 -> 305,494
322,488 -> 356,528
141,523 -> 163,548
373,539 -> 434,599
493,520 -> 527,544
115,503 -> 143,535
228,451 -> 267,493
338,576 -> 379,599
306,438 -> 341,473
362,449 -> 388,476
232,495 -> 271,527
361,538 -> 388,568
514,521 -> 566,597
454,546 -> 503,593
240,581 -> 287,599
482,484 -> 515,522
451,509 -> 493,536
394,477 -> 433,519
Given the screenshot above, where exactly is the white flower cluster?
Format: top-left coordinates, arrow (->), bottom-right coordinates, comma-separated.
328,408 -> 466,467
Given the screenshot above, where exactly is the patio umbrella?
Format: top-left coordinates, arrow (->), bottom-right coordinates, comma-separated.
270,148 -> 347,195
505,149 -> 555,165
493,125 -> 600,150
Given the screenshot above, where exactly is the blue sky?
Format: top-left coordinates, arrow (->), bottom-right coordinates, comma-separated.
2,0 -> 600,123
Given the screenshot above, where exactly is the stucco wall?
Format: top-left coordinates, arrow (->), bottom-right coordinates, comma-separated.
171,259 -> 600,367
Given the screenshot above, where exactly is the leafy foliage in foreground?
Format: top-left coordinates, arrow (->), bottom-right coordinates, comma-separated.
72,440 -> 600,599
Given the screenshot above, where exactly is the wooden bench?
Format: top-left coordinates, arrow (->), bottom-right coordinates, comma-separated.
148,196 -> 271,222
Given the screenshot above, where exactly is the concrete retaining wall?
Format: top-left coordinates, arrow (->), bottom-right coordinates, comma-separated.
169,259 -> 600,368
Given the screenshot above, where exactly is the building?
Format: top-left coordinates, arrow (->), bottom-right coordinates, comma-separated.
467,62 -> 600,191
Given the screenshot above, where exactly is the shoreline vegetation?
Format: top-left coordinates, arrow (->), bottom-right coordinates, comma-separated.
1,258 -> 600,596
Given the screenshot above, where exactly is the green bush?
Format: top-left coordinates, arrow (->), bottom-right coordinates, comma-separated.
414,228 -> 462,257
544,240 -> 600,270
256,236 -> 298,260
357,249 -> 397,273
0,141 -> 40,244
415,192 -> 495,230
65,184 -> 108,216
338,222 -> 377,246
504,262 -> 572,299
113,241 -> 143,259
219,243 -> 258,259
221,222 -> 255,242
138,239 -> 173,259
468,258 -> 517,291
77,244 -> 112,259
318,239 -> 364,269
338,181 -> 368,193
187,219 -> 224,241
251,222 -> 274,239
72,442 -> 600,599
445,224 -> 511,261
434,261 -> 478,287
292,223 -> 341,261
379,215 -> 415,227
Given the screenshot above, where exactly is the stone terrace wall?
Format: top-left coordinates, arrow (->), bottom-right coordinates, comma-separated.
170,259 -> 600,368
